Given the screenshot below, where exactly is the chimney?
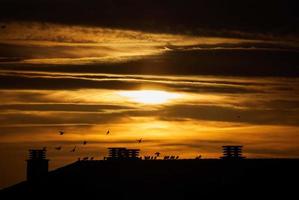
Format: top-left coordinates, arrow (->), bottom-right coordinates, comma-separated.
221,146 -> 245,160
26,149 -> 49,181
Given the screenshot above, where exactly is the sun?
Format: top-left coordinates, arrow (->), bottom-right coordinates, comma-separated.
118,90 -> 181,104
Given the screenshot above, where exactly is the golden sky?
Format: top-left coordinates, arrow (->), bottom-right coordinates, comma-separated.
1,21 -> 299,189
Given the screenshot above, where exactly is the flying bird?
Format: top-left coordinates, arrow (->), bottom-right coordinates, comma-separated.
55,146 -> 62,150
137,138 -> 143,143
106,130 -> 110,135
59,130 -> 65,135
70,146 -> 77,152
83,141 -> 87,145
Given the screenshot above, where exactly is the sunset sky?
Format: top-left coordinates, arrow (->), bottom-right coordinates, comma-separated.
1,0 -> 299,188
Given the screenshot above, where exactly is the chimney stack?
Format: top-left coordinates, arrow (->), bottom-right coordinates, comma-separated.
221,146 -> 245,160
26,149 -> 49,180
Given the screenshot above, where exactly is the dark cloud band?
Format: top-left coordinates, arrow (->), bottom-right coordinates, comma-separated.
1,0 -> 298,40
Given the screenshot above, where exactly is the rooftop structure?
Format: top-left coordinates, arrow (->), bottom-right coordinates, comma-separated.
106,147 -> 140,160
28,149 -> 47,160
221,146 -> 245,160
26,149 -> 49,180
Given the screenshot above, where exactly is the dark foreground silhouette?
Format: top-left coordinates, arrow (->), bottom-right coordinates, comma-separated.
1,159 -> 299,198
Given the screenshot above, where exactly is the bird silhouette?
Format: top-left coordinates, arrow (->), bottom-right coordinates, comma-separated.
83,141 -> 87,145
83,157 -> 89,160
137,138 -> 142,143
155,152 -> 160,157
70,146 -> 77,152
55,146 -> 62,150
106,130 -> 110,135
59,130 -> 65,135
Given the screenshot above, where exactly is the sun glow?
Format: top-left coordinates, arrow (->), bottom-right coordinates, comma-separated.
118,90 -> 181,104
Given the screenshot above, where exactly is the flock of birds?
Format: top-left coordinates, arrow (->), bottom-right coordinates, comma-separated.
42,130 -> 144,154
41,130 -> 205,160
38,129 -> 167,161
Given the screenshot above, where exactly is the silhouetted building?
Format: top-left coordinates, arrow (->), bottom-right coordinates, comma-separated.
3,147 -> 299,198
26,149 -> 49,180
107,148 -> 140,160
221,146 -> 245,159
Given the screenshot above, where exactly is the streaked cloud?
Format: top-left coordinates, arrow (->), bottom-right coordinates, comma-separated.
2,22 -> 297,66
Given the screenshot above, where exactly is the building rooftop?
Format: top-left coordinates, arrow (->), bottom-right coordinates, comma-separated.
2,158 -> 299,197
